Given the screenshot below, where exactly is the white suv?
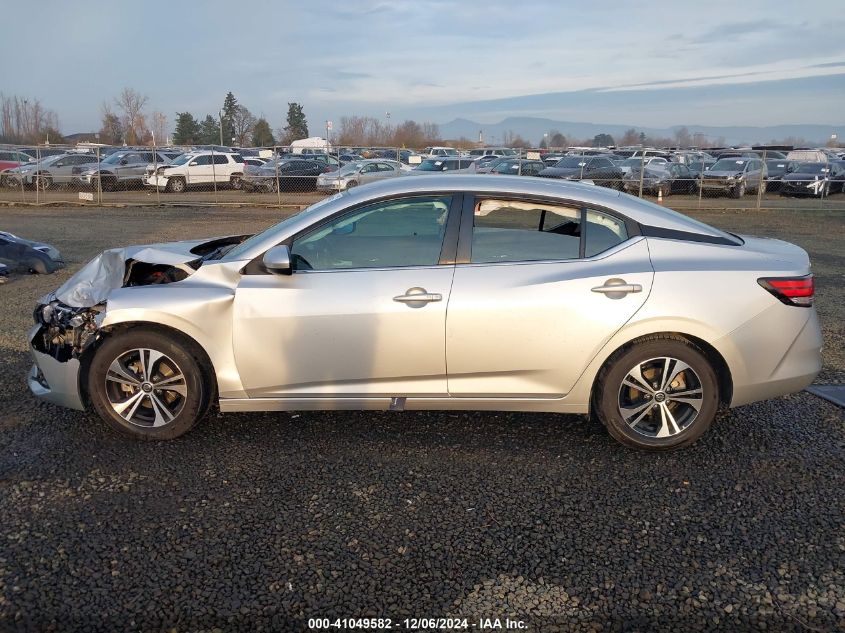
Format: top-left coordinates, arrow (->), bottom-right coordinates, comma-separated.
146,151 -> 245,192
422,146 -> 459,158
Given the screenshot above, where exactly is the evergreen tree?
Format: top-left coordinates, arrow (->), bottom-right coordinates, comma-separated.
172,112 -> 201,145
99,110 -> 124,145
199,115 -> 220,145
221,92 -> 238,144
283,102 -> 309,142
252,117 -> 275,146
593,133 -> 614,147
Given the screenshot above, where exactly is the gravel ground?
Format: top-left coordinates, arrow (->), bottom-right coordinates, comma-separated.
0,204 -> 843,632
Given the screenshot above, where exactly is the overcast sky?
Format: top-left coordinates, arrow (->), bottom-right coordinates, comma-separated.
3,0 -> 844,134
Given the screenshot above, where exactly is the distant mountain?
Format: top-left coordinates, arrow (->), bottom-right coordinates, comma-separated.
439,117 -> 842,147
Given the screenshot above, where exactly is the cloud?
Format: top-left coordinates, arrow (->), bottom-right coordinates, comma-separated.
689,19 -> 786,44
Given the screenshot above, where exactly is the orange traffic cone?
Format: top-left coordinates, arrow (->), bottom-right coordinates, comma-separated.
657,188 -> 663,204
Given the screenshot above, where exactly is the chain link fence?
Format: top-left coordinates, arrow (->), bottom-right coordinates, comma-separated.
1,142 -> 843,213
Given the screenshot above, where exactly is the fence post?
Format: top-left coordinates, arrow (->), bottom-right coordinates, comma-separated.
637,150 -> 646,199
275,145 -> 282,209
211,146 -> 218,204
96,147 -> 102,205
755,150 -> 767,213
19,149 -> 27,203
697,157 -> 704,210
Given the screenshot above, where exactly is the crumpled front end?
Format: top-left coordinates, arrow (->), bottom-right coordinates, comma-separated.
28,304 -> 104,411
26,234 -> 249,410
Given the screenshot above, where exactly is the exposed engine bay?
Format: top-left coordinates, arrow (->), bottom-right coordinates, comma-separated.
32,234 -> 249,362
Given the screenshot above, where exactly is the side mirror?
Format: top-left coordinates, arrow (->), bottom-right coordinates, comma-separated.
119,159 -> 128,165
189,161 -> 198,167
262,244 -> 292,275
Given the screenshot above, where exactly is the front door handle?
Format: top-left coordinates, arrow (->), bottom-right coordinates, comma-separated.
393,287 -> 442,307
591,278 -> 643,299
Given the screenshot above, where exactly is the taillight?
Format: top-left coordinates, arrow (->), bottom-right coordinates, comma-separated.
758,275 -> 814,307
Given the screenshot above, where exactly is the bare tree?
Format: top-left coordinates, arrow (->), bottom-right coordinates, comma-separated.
421,122 -> 441,145
115,88 -> 149,145
0,93 -> 61,143
619,128 -> 640,146
231,105 -> 256,146
150,111 -> 168,145
673,126 -> 692,148
393,120 -> 424,148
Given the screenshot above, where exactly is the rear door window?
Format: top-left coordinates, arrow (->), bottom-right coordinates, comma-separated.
470,199 -> 629,263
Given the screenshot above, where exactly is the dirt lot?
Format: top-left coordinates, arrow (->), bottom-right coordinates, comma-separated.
0,201 -> 843,631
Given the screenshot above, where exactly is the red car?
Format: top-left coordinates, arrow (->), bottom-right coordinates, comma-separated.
0,149 -> 34,186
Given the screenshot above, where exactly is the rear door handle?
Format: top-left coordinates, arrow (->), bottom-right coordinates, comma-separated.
591,279 -> 643,298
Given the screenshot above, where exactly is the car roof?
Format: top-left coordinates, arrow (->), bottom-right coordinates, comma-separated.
230,174 -> 734,261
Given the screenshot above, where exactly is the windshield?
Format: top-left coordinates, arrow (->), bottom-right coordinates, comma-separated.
620,158 -> 646,167
795,163 -> 828,174
170,154 -> 195,166
765,161 -> 790,175
336,162 -> 364,176
101,152 -> 129,165
257,158 -> 279,170
224,193 -> 347,260
492,160 -> 522,172
36,154 -> 65,166
711,159 -> 748,171
481,156 -> 508,169
554,156 -> 589,168
417,159 -> 447,171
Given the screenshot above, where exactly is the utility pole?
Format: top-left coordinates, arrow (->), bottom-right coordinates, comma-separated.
218,110 -> 224,147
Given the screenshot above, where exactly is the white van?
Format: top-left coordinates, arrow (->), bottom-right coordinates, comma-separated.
290,137 -> 332,154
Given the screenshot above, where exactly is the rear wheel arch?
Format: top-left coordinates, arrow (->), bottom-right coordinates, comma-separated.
589,331 -> 733,414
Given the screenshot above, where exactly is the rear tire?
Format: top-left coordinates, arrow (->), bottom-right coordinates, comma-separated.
100,175 -> 116,192
26,257 -> 49,274
87,329 -> 211,440
594,336 -> 720,451
34,174 -> 52,191
230,175 -> 243,190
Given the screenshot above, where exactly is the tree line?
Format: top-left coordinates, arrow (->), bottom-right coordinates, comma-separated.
1,89 -> 838,149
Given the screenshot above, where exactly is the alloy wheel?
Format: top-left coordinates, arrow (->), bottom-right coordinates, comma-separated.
104,348 -> 187,428
617,356 -> 704,439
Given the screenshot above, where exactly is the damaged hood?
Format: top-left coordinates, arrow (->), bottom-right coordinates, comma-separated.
44,236 -> 243,308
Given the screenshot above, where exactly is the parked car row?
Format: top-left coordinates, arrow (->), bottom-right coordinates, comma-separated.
3,144 -> 845,198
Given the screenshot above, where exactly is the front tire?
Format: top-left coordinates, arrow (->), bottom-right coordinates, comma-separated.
167,177 -> 186,193
87,329 -> 211,440
731,181 -> 746,198
595,336 -> 720,450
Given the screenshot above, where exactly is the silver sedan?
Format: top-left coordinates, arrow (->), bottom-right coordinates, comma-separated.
28,175 -> 822,450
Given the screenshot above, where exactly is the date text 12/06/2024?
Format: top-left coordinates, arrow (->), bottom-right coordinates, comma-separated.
307,617 -> 528,630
